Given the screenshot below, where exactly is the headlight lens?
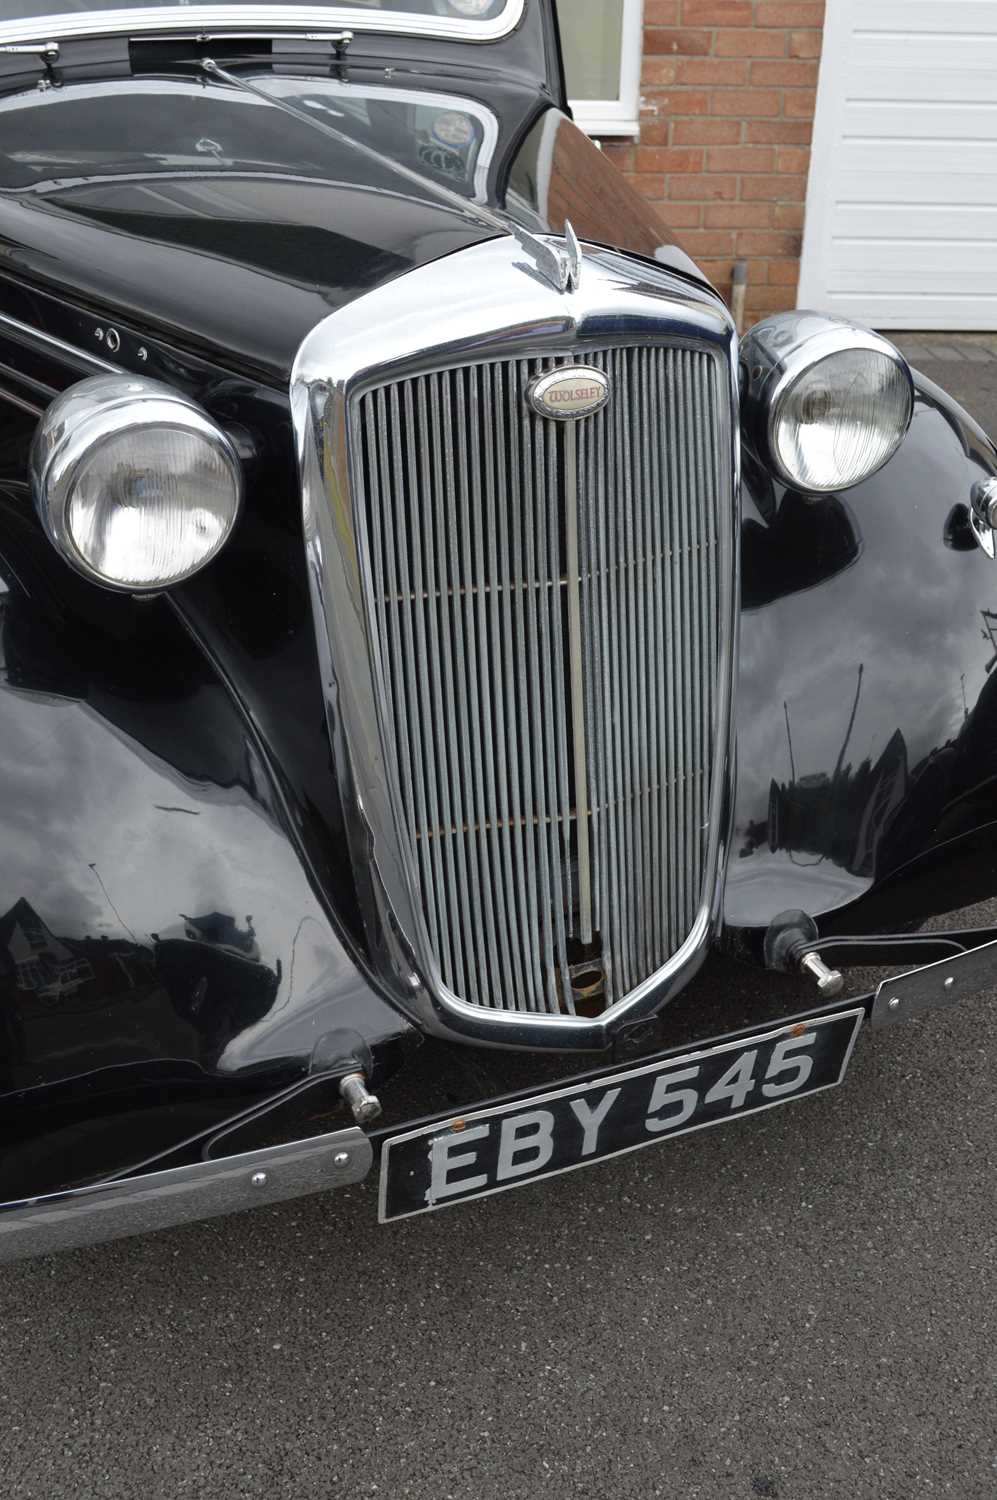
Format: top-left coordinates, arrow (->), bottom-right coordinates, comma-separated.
66,427 -> 237,588
31,377 -> 241,592
742,313 -> 914,492
772,347 -> 913,492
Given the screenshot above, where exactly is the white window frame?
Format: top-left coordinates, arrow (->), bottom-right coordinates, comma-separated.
565,0 -> 645,139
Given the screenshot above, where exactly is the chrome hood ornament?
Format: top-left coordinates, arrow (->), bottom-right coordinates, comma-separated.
560,220 -> 583,293
507,218 -> 582,294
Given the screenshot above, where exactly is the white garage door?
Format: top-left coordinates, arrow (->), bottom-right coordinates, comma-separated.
798,0 -> 997,330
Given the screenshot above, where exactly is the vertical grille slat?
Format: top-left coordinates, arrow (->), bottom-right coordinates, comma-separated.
354,343 -> 727,1018
429,374 -> 474,999
509,361 -> 549,1012
411,380 -> 453,983
470,363 -> 520,1005
443,372 -> 496,1006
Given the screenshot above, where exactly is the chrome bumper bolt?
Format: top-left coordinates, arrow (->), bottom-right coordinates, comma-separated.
984,479 -> 997,530
339,1072 -> 382,1126
799,951 -> 844,998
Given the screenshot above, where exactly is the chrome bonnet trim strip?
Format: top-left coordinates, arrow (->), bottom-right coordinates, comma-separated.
0,384 -> 45,417
0,1 -> 525,47
0,310 -> 123,378
291,235 -> 739,1050
0,1124 -> 372,1262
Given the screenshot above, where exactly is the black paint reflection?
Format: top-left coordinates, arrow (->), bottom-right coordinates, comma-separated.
739,665 -> 911,880
735,615 -> 997,920
0,893 -> 283,1086
741,469 -> 862,611
1,898 -> 102,1002
153,912 -> 279,1053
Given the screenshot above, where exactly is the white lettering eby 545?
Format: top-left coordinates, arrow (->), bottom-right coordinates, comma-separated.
378,1009 -> 864,1221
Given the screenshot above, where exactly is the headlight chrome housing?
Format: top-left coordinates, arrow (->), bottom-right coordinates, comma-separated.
740,312 -> 914,493
30,375 -> 242,593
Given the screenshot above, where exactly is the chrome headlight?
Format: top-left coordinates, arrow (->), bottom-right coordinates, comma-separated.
30,375 -> 242,592
741,312 -> 914,492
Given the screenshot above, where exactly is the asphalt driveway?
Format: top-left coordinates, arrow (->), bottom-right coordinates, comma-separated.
1,339 -> 995,1500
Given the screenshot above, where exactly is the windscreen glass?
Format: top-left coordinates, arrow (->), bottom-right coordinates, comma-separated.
1,0 -> 514,31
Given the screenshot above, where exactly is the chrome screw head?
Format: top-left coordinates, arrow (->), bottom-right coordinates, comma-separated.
94,328 -> 104,341
137,346 -> 148,362
887,996 -> 901,1012
250,1171 -> 268,1188
333,1151 -> 350,1167
944,976 -> 955,991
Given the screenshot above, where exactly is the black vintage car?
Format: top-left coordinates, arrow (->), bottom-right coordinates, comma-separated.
1,0 -> 996,1258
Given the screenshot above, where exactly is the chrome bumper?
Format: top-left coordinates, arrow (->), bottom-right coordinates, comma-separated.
1,934 -> 994,1263
0,1125 -> 373,1264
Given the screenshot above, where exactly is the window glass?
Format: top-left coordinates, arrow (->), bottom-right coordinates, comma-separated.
0,0 -> 512,26
556,0 -> 625,104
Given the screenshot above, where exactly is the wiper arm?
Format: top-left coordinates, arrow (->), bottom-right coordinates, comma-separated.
145,29 -> 353,48
200,56 -> 581,294
0,41 -> 59,60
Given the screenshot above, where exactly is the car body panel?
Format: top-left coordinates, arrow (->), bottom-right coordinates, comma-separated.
0,52 -> 698,383
731,374 -> 997,936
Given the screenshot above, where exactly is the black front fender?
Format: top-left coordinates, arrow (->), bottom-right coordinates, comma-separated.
728,372 -> 997,936
0,471 -> 413,1197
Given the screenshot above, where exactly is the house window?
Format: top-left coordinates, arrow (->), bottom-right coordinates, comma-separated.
556,0 -> 644,138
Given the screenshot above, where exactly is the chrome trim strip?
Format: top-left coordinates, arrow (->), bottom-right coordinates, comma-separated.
563,419 -> 592,945
0,1 -> 525,48
0,1124 -> 372,1262
0,384 -> 44,418
292,236 -> 739,1050
0,310 -> 122,377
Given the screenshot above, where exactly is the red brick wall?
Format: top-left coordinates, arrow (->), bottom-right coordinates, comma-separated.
603,0 -> 825,324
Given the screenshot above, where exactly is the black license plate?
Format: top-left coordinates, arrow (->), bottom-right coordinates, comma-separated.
379,1009 -> 864,1222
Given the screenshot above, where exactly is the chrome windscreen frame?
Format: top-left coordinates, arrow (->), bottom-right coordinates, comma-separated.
291,235 -> 740,1050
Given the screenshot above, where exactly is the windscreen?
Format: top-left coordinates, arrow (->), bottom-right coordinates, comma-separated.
1,0 -> 515,33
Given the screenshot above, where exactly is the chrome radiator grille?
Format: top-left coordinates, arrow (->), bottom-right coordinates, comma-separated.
354,344 -> 727,1017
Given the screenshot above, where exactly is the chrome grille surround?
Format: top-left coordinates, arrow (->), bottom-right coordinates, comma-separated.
292,237 -> 739,1049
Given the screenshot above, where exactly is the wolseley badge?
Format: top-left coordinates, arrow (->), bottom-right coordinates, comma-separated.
527,366 -> 611,421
